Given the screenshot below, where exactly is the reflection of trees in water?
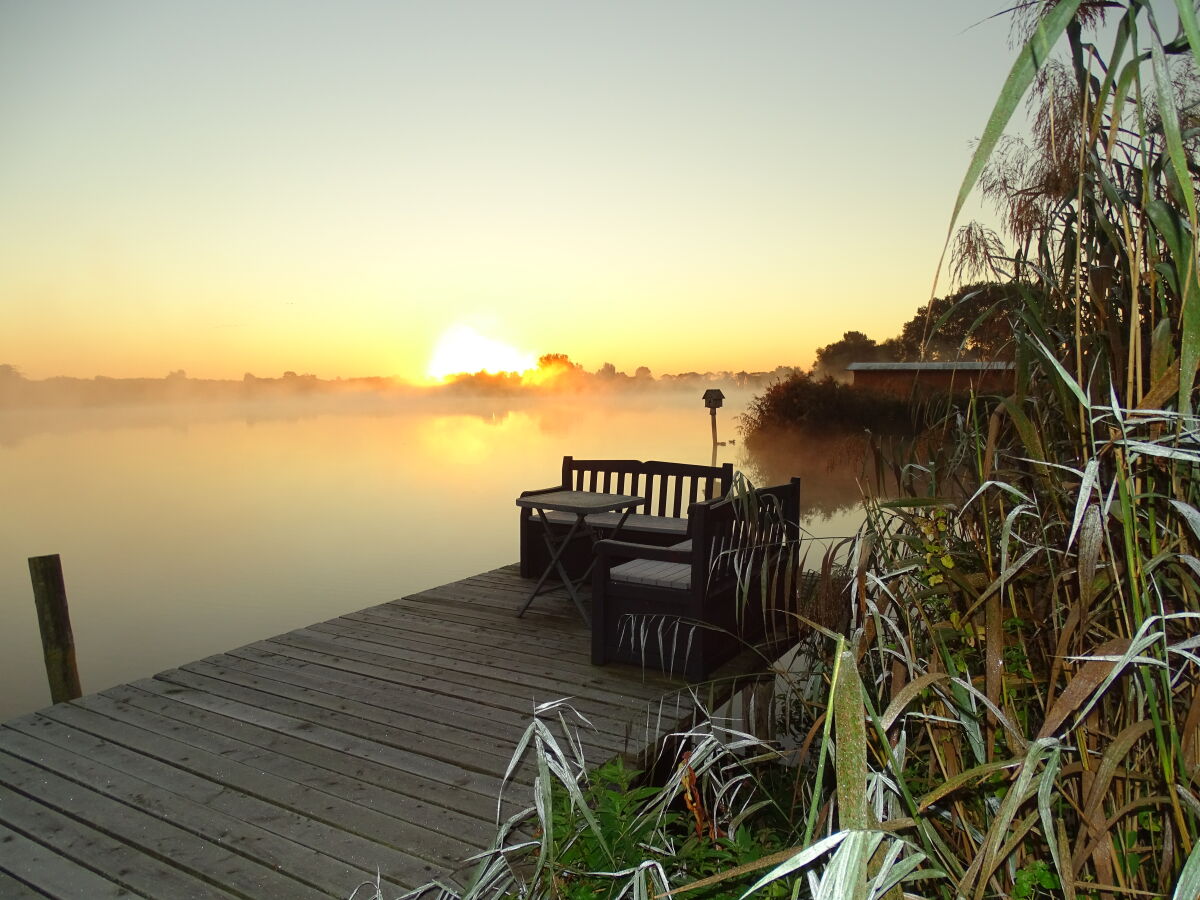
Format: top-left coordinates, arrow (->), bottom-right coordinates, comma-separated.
740,427 -> 910,519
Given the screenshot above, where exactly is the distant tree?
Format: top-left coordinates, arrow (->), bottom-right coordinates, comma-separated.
808,282 -> 1018,377
536,353 -> 581,372
0,364 -> 22,382
634,366 -> 653,380
895,282 -> 1018,360
530,353 -> 586,389
812,331 -> 896,380
444,370 -> 523,394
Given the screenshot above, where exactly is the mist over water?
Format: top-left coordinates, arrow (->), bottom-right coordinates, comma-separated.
1,389 -> 870,721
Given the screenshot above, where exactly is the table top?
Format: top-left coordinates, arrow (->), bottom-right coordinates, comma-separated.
516,490 -> 646,515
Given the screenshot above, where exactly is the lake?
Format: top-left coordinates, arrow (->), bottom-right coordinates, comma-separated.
0,390 -> 869,721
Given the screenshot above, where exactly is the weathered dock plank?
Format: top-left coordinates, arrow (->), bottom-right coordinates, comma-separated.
62,687 -> 499,844
0,723 -> 384,895
0,749 -> 334,899
306,619 -> 671,712
0,564 -> 691,898
184,654 -> 522,765
331,609 -> 679,694
258,630 -> 645,746
223,645 -> 541,747
9,708 -> 450,879
150,666 -> 515,797
0,821 -> 144,899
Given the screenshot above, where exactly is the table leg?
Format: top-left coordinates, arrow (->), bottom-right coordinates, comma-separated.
517,511 -> 591,624
576,505 -> 637,586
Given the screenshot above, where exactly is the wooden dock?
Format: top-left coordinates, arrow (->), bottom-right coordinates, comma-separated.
0,565 -> 699,899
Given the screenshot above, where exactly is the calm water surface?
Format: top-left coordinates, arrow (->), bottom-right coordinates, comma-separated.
1,391 -> 868,720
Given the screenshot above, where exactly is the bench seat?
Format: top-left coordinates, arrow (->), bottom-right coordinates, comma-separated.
610,538 -> 693,588
610,559 -> 691,588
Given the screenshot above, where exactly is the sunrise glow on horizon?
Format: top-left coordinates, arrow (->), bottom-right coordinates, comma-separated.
1,1 -> 1015,383
426,325 -> 538,382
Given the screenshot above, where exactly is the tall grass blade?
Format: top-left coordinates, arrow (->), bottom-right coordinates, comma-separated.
1146,200 -> 1200,418
1174,840 -> 1200,900
1037,637 -> 1131,738
736,833 -> 850,899
1176,0 -> 1200,72
1067,458 -> 1100,548
1172,499 -> 1200,543
1072,720 -> 1156,872
834,648 -> 870,831
1149,18 -> 1198,225
879,672 -> 950,732
1035,745 -> 1067,892
1027,333 -> 1092,409
917,758 -> 1023,813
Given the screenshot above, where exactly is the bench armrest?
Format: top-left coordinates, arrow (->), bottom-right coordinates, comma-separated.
594,540 -> 692,564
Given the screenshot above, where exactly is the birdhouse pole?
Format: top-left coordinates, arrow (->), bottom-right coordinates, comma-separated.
702,389 -> 725,448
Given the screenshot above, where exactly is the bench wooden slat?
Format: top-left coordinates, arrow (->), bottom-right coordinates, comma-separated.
611,559 -> 691,589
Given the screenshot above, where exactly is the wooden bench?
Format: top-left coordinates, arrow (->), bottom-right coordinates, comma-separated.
518,457 -> 734,579
590,479 -> 801,680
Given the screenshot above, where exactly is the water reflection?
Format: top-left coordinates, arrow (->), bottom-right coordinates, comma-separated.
735,424 -> 922,565
740,426 -> 875,520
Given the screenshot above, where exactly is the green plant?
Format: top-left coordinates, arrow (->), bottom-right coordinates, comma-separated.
541,757 -> 668,898
1012,859 -> 1059,898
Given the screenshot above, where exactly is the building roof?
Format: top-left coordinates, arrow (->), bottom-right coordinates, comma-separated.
846,361 -> 1016,372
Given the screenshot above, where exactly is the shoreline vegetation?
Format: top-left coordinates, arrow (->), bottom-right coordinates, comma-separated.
0,357 -> 798,410
368,3 -> 1200,898
740,372 -> 924,438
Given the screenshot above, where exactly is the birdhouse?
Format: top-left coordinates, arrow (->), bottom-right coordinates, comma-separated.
702,389 -> 725,409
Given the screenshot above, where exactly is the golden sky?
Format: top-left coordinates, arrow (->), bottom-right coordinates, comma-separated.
1,1 -> 1013,382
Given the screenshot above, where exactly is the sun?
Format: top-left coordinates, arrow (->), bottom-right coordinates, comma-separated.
426,325 -> 537,380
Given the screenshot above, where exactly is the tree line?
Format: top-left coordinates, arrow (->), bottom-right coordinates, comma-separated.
811,281 -> 1019,379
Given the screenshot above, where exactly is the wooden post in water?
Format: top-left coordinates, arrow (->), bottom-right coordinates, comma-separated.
28,554 -> 82,703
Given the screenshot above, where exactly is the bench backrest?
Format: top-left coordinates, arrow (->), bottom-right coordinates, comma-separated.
561,456 -> 734,517
688,479 -> 800,588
